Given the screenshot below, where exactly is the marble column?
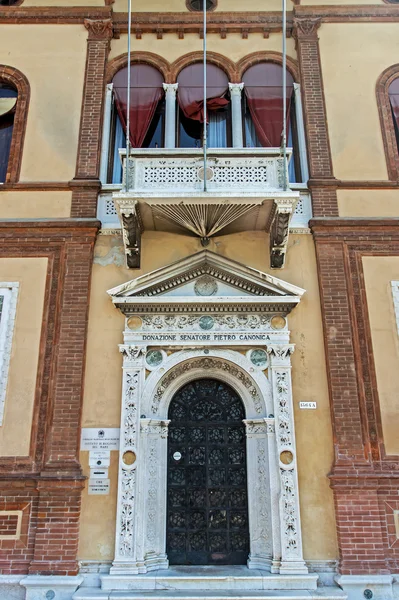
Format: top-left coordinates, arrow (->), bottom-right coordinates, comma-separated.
229,83 -> 244,148
110,345 -> 147,574
267,344 -> 308,574
163,83 -> 178,148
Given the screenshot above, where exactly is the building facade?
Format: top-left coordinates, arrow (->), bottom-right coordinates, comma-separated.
0,1 -> 399,599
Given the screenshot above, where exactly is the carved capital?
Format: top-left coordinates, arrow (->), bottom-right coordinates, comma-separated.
293,17 -> 321,41
84,18 -> 113,41
163,83 -> 179,97
267,344 -> 295,367
228,82 -> 245,97
120,345 -> 146,364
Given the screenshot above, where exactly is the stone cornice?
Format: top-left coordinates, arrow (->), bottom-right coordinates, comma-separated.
294,4 -> 399,22
0,6 -> 111,25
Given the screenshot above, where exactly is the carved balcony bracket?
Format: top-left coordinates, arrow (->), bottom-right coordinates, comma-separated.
269,199 -> 294,269
121,202 -> 143,269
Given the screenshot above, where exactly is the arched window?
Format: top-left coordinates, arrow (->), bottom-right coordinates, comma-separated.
389,78 -> 399,156
242,63 -> 302,182
107,64 -> 165,183
177,63 -> 231,148
0,0 -> 24,5
0,83 -> 17,183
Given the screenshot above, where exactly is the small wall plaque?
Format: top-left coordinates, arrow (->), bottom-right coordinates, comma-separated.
299,401 -> 317,410
90,468 -> 108,479
81,428 -> 120,451
88,479 -> 110,495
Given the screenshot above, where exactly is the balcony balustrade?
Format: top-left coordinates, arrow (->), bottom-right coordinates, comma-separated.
108,148 -> 301,269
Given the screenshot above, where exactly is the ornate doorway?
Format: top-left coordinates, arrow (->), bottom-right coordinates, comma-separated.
166,378 -> 250,565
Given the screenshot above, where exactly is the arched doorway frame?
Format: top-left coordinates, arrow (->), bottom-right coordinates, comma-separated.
110,346 -> 307,578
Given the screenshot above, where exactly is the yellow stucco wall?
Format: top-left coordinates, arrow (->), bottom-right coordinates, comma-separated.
78,231 -> 337,562
0,258 -> 47,457
319,23 -> 399,182
338,189 -> 399,217
109,32 -> 296,65
0,25 -> 87,183
0,192 -> 71,219
363,257 -> 399,456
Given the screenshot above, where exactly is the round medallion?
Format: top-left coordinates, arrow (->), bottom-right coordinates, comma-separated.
198,166 -> 214,181
271,316 -> 286,330
199,315 -> 215,330
127,316 -> 143,330
146,350 -> 163,368
194,275 -> 218,297
249,349 -> 268,369
173,452 -> 182,461
280,450 -> 294,466
123,451 -> 137,466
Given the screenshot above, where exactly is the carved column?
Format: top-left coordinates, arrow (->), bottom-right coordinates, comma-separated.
110,345 -> 146,574
244,419 -> 273,571
267,344 -> 308,574
293,18 -> 338,217
163,83 -> 178,148
229,83 -> 244,148
71,19 -> 113,218
137,419 -> 170,571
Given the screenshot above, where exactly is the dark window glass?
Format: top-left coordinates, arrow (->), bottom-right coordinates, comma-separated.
0,84 -> 17,183
0,0 -> 22,5
187,0 -> 216,11
389,78 -> 399,155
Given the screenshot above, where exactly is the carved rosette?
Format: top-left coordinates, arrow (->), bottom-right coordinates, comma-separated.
267,344 -> 307,572
84,18 -> 113,41
113,347 -> 146,566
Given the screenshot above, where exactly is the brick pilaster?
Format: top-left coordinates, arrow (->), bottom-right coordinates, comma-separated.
314,238 -> 367,466
71,19 -> 113,218
28,479 -> 85,576
294,18 -> 338,217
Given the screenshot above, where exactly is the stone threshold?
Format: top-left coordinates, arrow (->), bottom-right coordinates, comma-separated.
73,589 -> 346,600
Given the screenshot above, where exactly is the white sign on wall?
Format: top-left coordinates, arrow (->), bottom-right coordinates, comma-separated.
81,428 -> 120,451
88,479 -> 110,495
299,401 -> 317,410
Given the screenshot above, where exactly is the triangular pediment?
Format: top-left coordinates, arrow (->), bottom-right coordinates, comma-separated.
107,250 -> 305,300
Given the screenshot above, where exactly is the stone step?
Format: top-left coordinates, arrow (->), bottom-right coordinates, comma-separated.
73,589 -> 347,600
100,570 -> 319,592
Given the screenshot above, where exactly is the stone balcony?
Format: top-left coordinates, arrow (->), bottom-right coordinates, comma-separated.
111,148 -> 300,269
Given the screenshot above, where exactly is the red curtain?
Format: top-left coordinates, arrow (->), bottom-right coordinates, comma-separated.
243,63 -> 294,147
389,78 -> 399,132
177,63 -> 229,123
113,64 -> 164,148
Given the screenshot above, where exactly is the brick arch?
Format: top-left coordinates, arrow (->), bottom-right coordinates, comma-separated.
106,52 -> 172,84
0,65 -> 30,183
376,64 -> 399,180
170,51 -> 237,83
236,52 -> 299,82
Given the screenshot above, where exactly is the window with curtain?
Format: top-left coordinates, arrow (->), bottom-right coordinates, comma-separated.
108,63 -> 165,183
389,78 -> 399,155
177,63 -> 231,149
0,84 -> 17,184
242,62 -> 302,182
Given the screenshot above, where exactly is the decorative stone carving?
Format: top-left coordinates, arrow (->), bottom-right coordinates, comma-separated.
270,199 -> 294,269
151,357 -> 262,415
194,275 -> 218,296
84,18 -> 113,41
140,314 -> 272,331
267,343 -> 307,573
121,206 -> 143,269
120,346 -> 146,362
119,469 -> 137,557
293,17 -> 321,40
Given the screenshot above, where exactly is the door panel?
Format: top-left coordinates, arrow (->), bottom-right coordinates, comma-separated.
166,379 -> 249,565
